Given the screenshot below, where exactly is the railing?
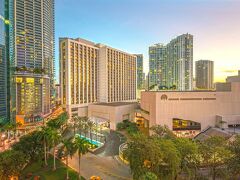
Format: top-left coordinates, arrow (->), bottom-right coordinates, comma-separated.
119,143 -> 129,164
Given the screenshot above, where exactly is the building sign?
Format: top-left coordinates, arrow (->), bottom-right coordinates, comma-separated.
161,94 -> 168,100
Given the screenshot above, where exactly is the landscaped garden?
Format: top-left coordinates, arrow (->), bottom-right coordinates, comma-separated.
0,112 -> 90,180
117,120 -> 139,138
21,156 -> 82,180
120,123 -> 240,180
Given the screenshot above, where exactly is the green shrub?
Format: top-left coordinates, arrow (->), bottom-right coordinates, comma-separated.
117,122 -> 125,130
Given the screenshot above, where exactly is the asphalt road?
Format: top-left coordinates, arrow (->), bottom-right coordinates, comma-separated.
68,152 -> 132,180
94,130 -> 126,157
66,130 -> 131,180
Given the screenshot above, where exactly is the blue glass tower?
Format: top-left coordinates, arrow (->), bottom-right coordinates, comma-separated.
0,0 -> 8,123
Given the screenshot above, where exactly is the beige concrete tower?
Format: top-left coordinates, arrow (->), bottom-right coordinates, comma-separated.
60,38 -> 137,117
97,44 -> 137,103
60,38 -> 98,117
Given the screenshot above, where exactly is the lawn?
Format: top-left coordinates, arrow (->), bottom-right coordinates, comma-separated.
21,156 -> 85,180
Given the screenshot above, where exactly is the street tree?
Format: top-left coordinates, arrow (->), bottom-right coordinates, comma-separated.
72,116 -> 78,135
199,136 -> 232,180
87,120 -> 95,142
12,131 -> 43,161
174,138 -> 199,179
150,125 -> 175,139
124,133 -> 180,179
48,128 -> 61,170
74,135 -> 89,180
0,123 -> 5,147
228,135 -> 240,178
141,172 -> 158,180
38,126 -> 51,166
0,150 -> 27,180
3,122 -> 14,141
62,138 -> 76,179
81,117 -> 89,138
75,116 -> 87,136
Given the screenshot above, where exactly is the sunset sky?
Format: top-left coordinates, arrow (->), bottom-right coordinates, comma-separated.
55,0 -> 240,82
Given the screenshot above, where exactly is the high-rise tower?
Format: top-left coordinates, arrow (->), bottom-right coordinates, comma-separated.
0,0 -> 7,123
6,0 -> 55,123
149,34 -> 193,91
196,60 -> 214,90
60,38 -> 137,117
135,54 -> 144,90
149,44 -> 167,89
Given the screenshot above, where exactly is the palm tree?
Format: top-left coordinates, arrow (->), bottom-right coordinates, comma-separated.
74,136 -> 89,180
81,117 -> 89,138
76,117 -> 84,136
62,138 -> 76,179
87,120 -> 95,143
15,122 -> 22,137
11,122 -> 22,139
93,123 -> 99,142
72,116 -> 78,135
48,128 -> 61,170
58,112 -> 68,131
4,122 -> 14,142
39,126 -> 51,166
0,123 -> 5,147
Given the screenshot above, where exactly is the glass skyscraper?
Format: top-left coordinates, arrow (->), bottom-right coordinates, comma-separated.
196,60 -> 214,90
149,44 -> 167,89
135,54 -> 144,90
149,34 -> 193,91
0,0 -> 7,123
2,0 -> 55,123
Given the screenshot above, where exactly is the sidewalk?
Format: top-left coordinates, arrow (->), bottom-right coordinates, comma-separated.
67,152 -> 132,180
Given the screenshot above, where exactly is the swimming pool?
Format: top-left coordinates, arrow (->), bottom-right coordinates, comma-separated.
76,134 -> 103,147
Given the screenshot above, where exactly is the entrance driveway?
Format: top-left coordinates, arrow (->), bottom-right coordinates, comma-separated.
67,131 -> 132,180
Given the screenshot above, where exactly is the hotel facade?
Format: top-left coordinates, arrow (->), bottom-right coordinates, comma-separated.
141,71 -> 240,137
60,38 -> 137,117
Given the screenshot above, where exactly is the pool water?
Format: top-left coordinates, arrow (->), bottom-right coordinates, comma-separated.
76,134 -> 103,147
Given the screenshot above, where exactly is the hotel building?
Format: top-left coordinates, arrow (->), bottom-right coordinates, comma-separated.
196,60 -> 214,90
60,38 -> 98,117
98,44 -> 136,103
60,38 -> 137,117
149,34 -> 193,91
141,71 -> 240,137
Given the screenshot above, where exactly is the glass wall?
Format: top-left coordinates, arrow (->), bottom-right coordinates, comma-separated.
0,0 -> 7,123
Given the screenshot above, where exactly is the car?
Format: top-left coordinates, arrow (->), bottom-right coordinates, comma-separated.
1,135 -> 7,141
90,176 -> 101,180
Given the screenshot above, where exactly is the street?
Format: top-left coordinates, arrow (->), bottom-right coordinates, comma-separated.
67,131 -> 132,180
68,151 -> 132,180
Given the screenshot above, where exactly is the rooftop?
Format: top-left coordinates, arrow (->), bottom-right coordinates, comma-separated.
92,102 -> 137,107
194,127 -> 232,141
144,90 -> 216,93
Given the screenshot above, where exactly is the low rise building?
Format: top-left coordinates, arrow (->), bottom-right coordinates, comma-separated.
141,72 -> 240,137
88,102 -> 138,130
